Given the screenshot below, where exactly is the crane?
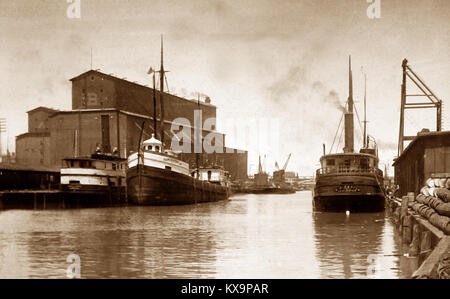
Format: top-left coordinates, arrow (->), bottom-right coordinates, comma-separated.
274,153 -> 291,171
282,153 -> 291,171
273,153 -> 292,184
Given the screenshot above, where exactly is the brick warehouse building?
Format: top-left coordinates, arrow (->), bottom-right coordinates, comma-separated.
16,70 -> 248,180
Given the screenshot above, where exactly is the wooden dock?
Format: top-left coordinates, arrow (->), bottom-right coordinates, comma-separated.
0,189 -> 128,210
0,163 -> 60,191
386,194 -> 450,279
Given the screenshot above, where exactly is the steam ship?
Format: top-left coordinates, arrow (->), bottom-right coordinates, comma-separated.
313,57 -> 385,212
60,151 -> 127,203
126,37 -> 231,205
126,134 -> 231,205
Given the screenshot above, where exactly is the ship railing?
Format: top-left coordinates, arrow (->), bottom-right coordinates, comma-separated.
316,167 -> 380,176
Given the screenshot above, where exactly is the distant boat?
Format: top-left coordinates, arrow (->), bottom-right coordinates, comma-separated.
313,57 -> 385,212
241,155 -> 295,194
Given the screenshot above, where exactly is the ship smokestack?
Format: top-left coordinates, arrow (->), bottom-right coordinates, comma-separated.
343,56 -> 354,153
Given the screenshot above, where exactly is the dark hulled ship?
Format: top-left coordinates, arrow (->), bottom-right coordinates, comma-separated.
126,134 -> 231,205
126,37 -> 231,206
313,57 -> 385,212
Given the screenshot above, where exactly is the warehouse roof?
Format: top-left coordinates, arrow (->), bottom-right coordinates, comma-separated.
26,106 -> 59,115
16,132 -> 50,141
69,69 -> 216,108
393,130 -> 450,166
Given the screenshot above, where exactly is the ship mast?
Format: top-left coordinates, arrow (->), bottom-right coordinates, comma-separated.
258,155 -> 263,174
343,56 -> 354,153
363,71 -> 367,148
153,72 -> 157,137
196,95 -> 200,176
159,35 -> 166,147
348,56 -> 353,114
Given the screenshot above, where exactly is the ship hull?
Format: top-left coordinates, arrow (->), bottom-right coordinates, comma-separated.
59,184 -> 127,206
126,165 -> 230,205
60,183 -> 124,194
313,194 -> 385,212
241,186 -> 296,194
313,174 -> 385,212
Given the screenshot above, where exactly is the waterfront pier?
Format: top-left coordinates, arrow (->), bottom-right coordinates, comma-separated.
389,129 -> 450,278
0,189 -> 128,210
386,190 -> 450,279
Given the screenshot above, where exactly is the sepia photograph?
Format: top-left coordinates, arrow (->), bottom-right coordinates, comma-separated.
0,0 -> 449,285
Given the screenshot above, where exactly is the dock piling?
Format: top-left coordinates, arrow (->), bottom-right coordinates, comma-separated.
401,195 -> 409,218
420,231 -> 433,258
402,215 -> 413,245
410,224 -> 421,256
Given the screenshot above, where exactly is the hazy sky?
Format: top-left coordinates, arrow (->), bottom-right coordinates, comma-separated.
1,0 -> 449,175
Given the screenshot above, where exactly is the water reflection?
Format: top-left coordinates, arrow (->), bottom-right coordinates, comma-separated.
0,192 -> 410,278
313,211 -> 384,278
312,209 -> 411,278
213,193 -> 319,278
0,204 -> 224,278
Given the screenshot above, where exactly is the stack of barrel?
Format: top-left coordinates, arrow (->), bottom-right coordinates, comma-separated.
386,177 -> 450,278
414,178 -> 450,235
412,177 -> 450,279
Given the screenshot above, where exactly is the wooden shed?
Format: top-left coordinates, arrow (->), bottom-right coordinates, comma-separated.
393,130 -> 450,197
